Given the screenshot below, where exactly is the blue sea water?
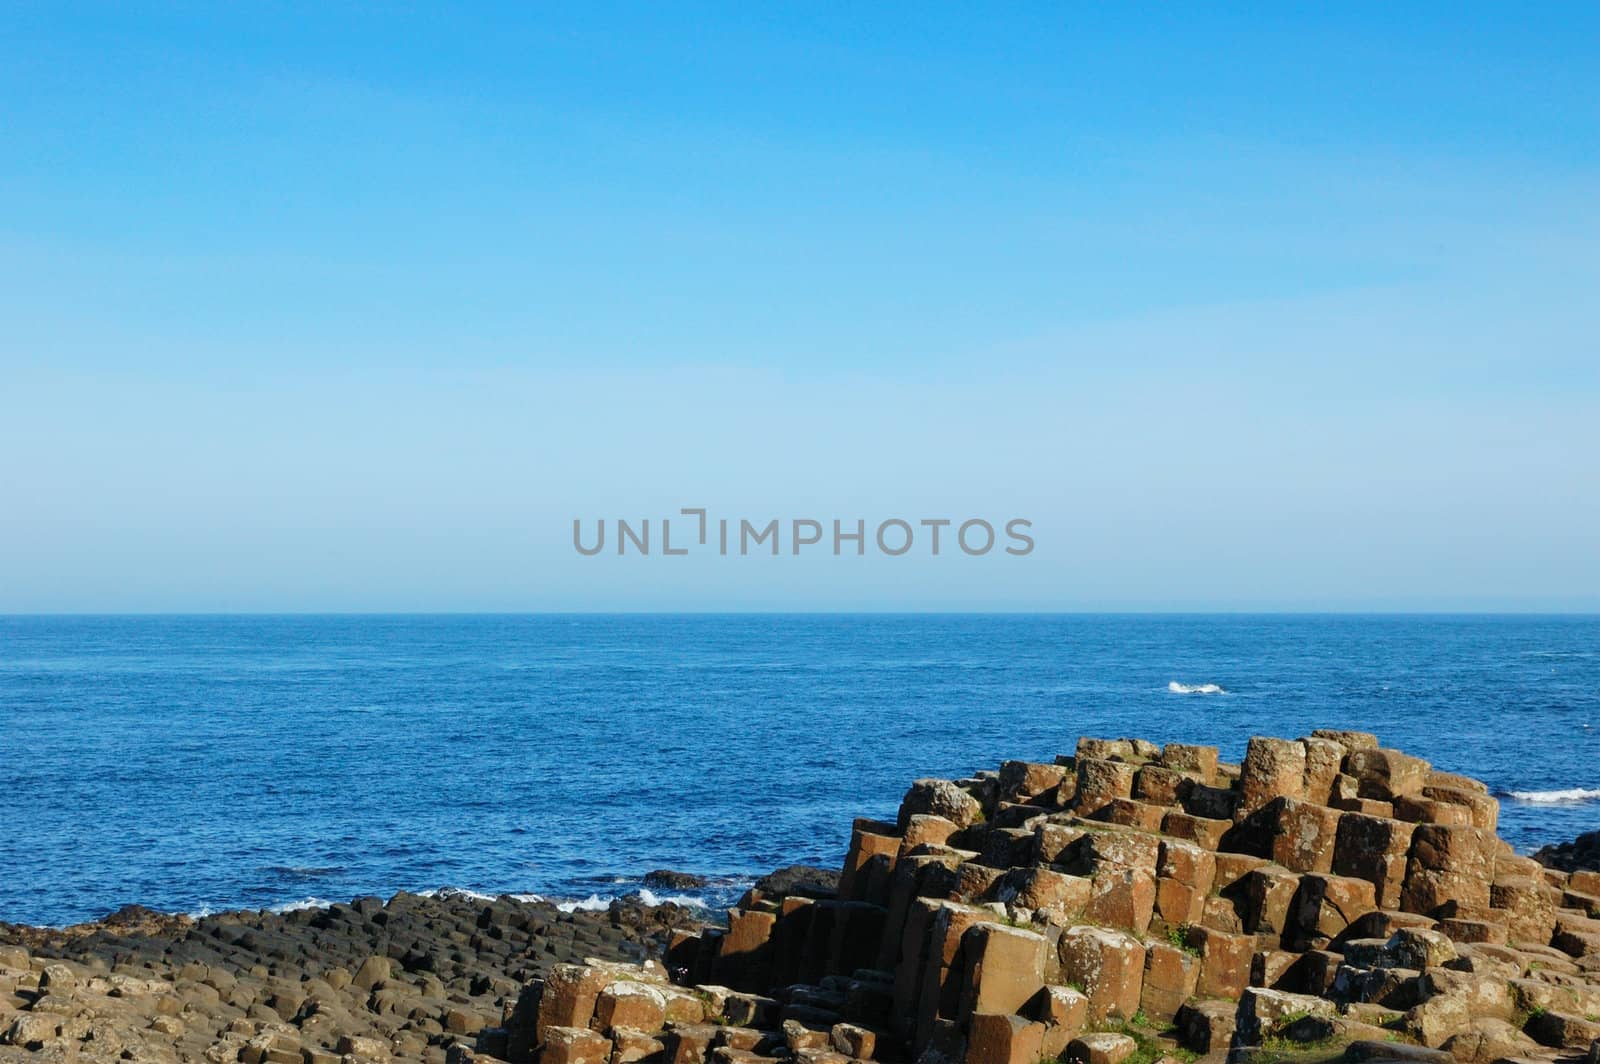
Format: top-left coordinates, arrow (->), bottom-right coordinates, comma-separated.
2,614 -> 1598,928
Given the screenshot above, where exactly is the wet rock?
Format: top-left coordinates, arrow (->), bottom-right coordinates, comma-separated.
1534,829 -> 1600,873
642,870 -> 707,890
751,866 -> 839,900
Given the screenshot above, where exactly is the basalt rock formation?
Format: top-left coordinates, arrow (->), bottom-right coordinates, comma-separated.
1535,831 -> 1600,875
472,732 -> 1600,1064
0,892 -> 700,1064
5,732 -> 1600,1064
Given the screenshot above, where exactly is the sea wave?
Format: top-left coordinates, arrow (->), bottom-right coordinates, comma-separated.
1168,681 -> 1227,695
554,888 -> 713,913
1504,787 -> 1600,805
417,886 -> 503,904
267,897 -> 336,914
182,885 -> 717,922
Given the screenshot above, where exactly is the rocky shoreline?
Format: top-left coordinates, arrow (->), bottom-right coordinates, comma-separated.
3,731 -> 1599,1064
1533,833 -> 1600,876
0,891 -> 706,1063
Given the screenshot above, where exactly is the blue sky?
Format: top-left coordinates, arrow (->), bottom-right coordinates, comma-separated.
2,3 -> 1597,611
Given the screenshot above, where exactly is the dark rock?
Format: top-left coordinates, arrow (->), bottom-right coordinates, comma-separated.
102,904 -> 162,926
1533,829 -> 1600,872
1344,1040 -> 1455,1064
643,869 -> 708,889
752,865 -> 840,900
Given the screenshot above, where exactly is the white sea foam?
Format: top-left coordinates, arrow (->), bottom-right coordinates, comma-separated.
268,897 -> 335,914
555,894 -> 612,912
1505,787 -> 1600,805
1168,681 -> 1227,695
635,888 -> 710,908
553,888 -> 712,913
417,886 -> 501,903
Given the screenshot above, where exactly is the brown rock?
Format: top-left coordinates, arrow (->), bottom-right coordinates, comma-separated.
1440,1017 -> 1540,1063
1346,748 -> 1431,801
1176,999 -> 1237,1054
542,1025 -> 614,1064
592,981 -> 667,1035
1029,985 -> 1089,1059
901,814 -> 959,852
1057,926 -> 1146,1023
1156,876 -> 1206,926
1037,821 -> 1089,865
1070,827 -> 1161,875
1403,825 -> 1495,916
782,1018 -> 830,1053
1406,992 -> 1473,1049
1394,795 -> 1476,827
1000,760 -> 1069,801
1311,729 -> 1379,750
1078,738 -> 1136,762
1066,1032 -> 1137,1064
1489,876 -> 1557,946
1291,874 -> 1377,946
1241,865 -> 1301,939
1160,743 -> 1219,784
964,1013 -> 1046,1064
538,965 -> 612,1040
335,1034 -> 391,1059
1235,987 -> 1336,1046
1099,798 -> 1167,833
830,1022 -> 876,1058
1158,838 -> 1217,892
1140,942 -> 1199,1022
1214,851 -> 1270,892
1201,893 -> 1245,933
1252,948 -> 1300,989
1239,737 -> 1308,814
1422,785 -> 1500,832
352,956 -> 392,992
840,827 -> 899,899
957,923 -> 1047,1018
612,1027 -> 668,1063
715,909 -> 777,988
1188,926 -> 1254,1000
1334,813 -> 1416,908
1082,868 -> 1155,934
1301,737 -> 1348,805
898,778 -> 983,830
1266,798 -> 1342,873
1436,916 -> 1507,945
1075,759 -> 1137,816
1133,764 -> 1192,806
999,866 -> 1091,923
668,1024 -> 722,1064
1526,1010 -> 1600,1050
1182,783 -> 1242,821
1161,810 -> 1230,850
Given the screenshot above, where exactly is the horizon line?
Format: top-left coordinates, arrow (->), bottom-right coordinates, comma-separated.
4,609 -> 1600,619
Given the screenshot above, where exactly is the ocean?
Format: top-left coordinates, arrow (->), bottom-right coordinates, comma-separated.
1,613 -> 1597,927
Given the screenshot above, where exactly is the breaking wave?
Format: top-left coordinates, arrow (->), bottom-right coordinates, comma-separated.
1168,681 -> 1227,695
1504,787 -> 1600,805
417,886 -> 503,903
554,888 -> 713,913
267,897 -> 336,914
